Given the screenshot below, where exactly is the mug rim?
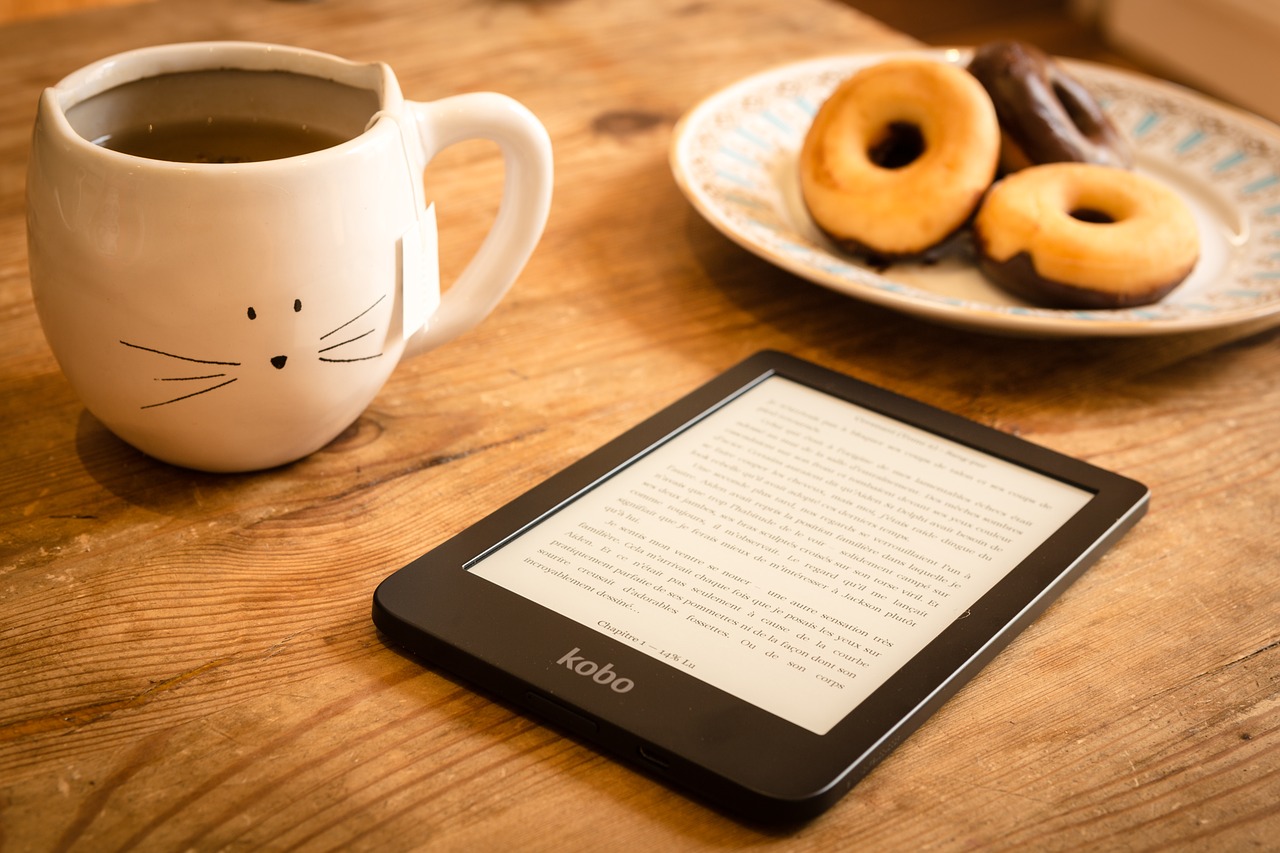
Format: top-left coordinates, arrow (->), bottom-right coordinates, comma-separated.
43,40 -> 402,169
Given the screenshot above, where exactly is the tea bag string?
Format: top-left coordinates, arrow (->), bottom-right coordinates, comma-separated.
365,109 -> 427,214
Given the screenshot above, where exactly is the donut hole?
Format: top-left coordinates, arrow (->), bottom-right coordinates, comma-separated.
1053,80 -> 1097,136
1066,187 -> 1132,224
867,121 -> 925,169
1069,207 -> 1116,224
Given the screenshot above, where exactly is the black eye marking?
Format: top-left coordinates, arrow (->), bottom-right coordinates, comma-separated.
251,300 -> 301,319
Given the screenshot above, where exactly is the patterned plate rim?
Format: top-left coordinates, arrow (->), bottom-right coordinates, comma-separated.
670,49 -> 1280,337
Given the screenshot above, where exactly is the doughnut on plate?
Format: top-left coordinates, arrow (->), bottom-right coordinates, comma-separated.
670,49 -> 1280,337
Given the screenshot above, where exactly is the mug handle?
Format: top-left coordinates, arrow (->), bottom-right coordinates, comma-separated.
402,92 -> 553,357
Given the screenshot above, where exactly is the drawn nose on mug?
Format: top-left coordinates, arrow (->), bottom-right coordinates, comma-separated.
26,40 -> 554,473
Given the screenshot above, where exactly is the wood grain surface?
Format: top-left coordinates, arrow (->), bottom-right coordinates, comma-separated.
1,0 -> 1277,850
0,0 -> 146,23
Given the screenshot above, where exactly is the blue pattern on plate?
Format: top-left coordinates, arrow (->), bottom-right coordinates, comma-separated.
1175,129 -> 1206,153
734,126 -> 772,151
1132,111 -> 1160,138
1212,151 -> 1247,172
1243,175 -> 1279,195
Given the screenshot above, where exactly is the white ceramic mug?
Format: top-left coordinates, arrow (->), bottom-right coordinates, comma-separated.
27,41 -> 552,472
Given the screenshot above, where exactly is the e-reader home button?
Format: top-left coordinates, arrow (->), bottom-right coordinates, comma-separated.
524,692 -> 599,737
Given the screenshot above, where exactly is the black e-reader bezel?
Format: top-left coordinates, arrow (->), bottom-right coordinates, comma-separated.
372,351 -> 1149,826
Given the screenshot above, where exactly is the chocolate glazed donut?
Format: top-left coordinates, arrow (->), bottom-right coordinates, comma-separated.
973,163 -> 1199,309
968,41 -> 1132,172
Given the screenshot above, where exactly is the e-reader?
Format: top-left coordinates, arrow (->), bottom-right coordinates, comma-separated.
372,351 -> 1148,825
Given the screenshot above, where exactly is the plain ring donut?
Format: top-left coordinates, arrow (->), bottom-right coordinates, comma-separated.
973,162 -> 1199,309
968,41 -> 1132,173
799,57 -> 999,259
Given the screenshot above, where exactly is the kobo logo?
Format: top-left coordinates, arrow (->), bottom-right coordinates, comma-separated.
557,647 -> 635,693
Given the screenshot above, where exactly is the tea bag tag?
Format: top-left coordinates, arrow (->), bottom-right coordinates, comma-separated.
401,203 -> 440,339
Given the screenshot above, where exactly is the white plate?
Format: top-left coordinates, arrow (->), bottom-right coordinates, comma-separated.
669,50 -> 1280,337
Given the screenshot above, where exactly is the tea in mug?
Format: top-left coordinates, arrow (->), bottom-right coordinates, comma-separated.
95,117 -> 349,163
64,69 -> 378,163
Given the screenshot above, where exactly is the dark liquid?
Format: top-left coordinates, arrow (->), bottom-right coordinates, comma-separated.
99,118 -> 349,163
64,69 -> 379,164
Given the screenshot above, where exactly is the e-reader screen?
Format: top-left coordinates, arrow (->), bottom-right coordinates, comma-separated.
466,374 -> 1093,735
373,351 -> 1148,825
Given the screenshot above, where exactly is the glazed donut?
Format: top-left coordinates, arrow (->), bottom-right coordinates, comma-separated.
968,40 -> 1132,173
799,58 -> 999,259
973,163 -> 1198,308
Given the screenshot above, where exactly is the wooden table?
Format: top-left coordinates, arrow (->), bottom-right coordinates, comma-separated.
2,0 -> 1277,849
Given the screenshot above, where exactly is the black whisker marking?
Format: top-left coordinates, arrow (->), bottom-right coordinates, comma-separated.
157,373 -> 228,382
320,354 -> 384,363
320,295 -> 386,341
319,329 -> 375,354
122,341 -> 240,366
141,378 -> 238,409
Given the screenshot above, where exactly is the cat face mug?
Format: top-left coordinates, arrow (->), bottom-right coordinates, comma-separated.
27,41 -> 553,472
